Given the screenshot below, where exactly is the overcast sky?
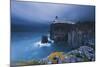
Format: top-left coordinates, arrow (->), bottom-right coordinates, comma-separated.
11,1 -> 95,25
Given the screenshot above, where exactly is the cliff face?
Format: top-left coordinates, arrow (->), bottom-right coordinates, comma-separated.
50,23 -> 72,42
50,21 -> 95,49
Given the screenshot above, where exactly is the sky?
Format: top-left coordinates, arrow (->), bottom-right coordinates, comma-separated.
11,1 -> 95,32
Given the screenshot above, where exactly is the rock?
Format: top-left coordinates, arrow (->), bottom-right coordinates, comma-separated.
67,46 -> 95,62
41,35 -> 48,43
39,46 -> 95,64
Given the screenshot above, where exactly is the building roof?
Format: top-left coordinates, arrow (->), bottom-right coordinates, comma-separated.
53,19 -> 75,24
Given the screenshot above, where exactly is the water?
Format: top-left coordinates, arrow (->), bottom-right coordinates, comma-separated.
11,32 -> 71,62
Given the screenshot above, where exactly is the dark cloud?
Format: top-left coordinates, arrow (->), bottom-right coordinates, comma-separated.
11,1 -> 95,24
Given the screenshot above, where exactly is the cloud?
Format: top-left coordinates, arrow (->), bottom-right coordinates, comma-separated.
11,1 -> 95,24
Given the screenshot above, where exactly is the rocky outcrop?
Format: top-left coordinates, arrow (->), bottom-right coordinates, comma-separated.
39,45 -> 95,64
